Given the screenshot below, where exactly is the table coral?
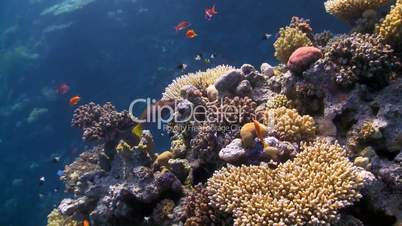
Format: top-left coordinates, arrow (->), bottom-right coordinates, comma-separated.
264,106 -> 316,142
162,65 -> 234,100
376,0 -> 402,45
324,0 -> 390,22
274,27 -> 312,63
207,138 -> 364,226
322,33 -> 400,89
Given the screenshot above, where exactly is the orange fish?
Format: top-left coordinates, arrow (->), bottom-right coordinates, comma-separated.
205,5 -> 217,20
185,29 -> 197,39
252,119 -> 268,148
175,20 -> 190,32
69,96 -> 81,106
83,219 -> 90,226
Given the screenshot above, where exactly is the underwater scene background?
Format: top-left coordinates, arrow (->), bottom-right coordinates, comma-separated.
3,0 -> 402,226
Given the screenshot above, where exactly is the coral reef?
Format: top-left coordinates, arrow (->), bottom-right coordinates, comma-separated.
207,138 -> 364,225
324,0 -> 390,22
274,27 -> 313,63
321,33 -> 400,89
376,0 -> 402,46
53,5 -> 402,224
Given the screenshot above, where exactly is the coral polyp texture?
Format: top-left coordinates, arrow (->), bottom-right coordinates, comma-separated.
324,0 -> 390,22
47,209 -> 80,226
162,65 -> 234,100
274,27 -> 313,63
376,0 -> 402,45
207,138 -> 364,226
322,33 -> 400,88
71,102 -> 134,143
265,106 -> 316,142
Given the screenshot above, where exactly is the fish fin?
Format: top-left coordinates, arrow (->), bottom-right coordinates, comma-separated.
132,124 -> 143,138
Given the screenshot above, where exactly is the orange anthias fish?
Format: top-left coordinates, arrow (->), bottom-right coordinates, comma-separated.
205,5 -> 218,20
175,20 -> 190,32
185,29 -> 198,39
252,119 -> 268,148
83,219 -> 90,226
69,96 -> 81,106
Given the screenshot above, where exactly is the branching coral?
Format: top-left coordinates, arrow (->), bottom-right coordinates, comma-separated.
162,65 -> 234,100
289,16 -> 314,40
207,138 -> 364,226
266,94 -> 293,110
71,102 -> 135,143
324,0 -> 390,22
274,27 -> 313,63
265,106 -> 316,142
376,0 -> 402,45
322,33 -> 400,88
47,209 -> 80,226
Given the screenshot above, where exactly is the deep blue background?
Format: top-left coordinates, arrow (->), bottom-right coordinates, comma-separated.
0,0 -> 347,225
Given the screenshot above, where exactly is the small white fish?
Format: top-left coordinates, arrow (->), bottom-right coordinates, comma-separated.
263,33 -> 272,40
195,54 -> 202,61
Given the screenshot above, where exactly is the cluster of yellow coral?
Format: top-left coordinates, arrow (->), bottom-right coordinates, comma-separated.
274,27 -> 312,63
47,209 -> 80,226
162,65 -> 234,100
265,106 -> 316,142
376,0 -> 402,44
324,0 -> 390,22
207,138 -> 363,226
266,94 -> 293,109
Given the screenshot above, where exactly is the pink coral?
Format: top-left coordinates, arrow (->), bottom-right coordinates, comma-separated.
287,46 -> 322,73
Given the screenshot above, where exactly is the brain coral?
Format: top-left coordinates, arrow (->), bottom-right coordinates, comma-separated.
274,27 -> 313,63
324,0 -> 390,22
376,0 -> 402,45
265,106 -> 316,142
47,209 -> 80,226
162,65 -> 234,100
207,138 -> 363,226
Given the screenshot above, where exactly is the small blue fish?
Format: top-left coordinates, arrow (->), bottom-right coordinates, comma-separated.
57,170 -> 65,177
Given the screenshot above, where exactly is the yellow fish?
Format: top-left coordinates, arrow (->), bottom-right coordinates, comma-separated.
131,123 -> 143,138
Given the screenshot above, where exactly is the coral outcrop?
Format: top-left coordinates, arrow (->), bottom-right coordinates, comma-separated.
52,4 -> 402,224
207,138 -> 364,226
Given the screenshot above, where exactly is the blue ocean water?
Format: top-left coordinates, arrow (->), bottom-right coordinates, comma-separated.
0,0 -> 347,225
